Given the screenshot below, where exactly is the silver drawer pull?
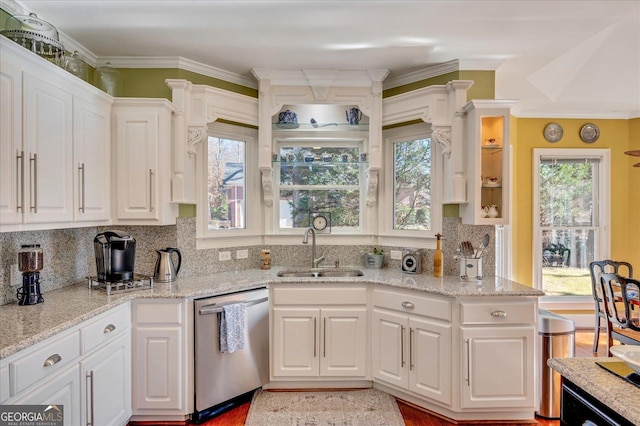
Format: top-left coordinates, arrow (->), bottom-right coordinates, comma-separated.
491,310 -> 507,318
401,301 -> 415,309
103,324 -> 116,334
43,353 -> 61,367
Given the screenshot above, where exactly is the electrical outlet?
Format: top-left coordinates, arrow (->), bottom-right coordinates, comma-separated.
236,249 -> 249,259
390,250 -> 402,260
10,263 -> 21,285
218,251 -> 232,261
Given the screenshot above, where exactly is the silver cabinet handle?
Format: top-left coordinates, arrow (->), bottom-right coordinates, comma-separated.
313,317 -> 317,358
323,317 -> 326,358
491,310 -> 507,318
409,328 -> 414,370
29,153 -> 37,213
400,325 -> 405,367
86,371 -> 94,426
16,150 -> 24,212
103,323 -> 116,334
149,169 -> 154,212
465,339 -> 471,385
401,301 -> 415,309
78,163 -> 85,213
43,353 -> 61,367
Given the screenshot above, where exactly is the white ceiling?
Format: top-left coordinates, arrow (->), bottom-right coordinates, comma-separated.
4,0 -> 640,118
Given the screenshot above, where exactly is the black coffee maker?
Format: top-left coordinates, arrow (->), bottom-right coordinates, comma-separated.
17,244 -> 44,305
94,230 -> 136,282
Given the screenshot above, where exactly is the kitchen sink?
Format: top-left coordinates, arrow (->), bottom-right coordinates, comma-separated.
276,269 -> 364,278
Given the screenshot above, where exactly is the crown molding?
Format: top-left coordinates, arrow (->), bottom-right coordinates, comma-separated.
384,59 -> 504,90
96,56 -> 257,89
252,68 -> 389,87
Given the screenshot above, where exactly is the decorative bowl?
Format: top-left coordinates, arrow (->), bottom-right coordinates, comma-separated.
610,345 -> 640,374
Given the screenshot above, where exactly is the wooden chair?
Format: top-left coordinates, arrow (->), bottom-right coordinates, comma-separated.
599,273 -> 640,356
589,260 -> 633,354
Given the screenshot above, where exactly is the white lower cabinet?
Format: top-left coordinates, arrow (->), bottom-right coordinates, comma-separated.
81,334 -> 131,426
270,285 -> 368,381
12,364 -> 81,426
372,288 -> 452,406
131,299 -> 192,420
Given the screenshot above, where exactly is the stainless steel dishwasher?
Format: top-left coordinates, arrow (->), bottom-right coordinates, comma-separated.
192,287 -> 269,423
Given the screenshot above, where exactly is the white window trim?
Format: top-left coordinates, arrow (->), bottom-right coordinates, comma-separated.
532,148 -> 611,306
196,122 -> 262,249
378,123 -> 442,249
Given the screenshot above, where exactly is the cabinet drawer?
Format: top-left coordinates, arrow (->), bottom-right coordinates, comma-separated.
272,286 -> 367,305
81,303 -> 131,354
135,300 -> 183,325
373,288 -> 451,321
10,331 -> 80,395
461,301 -> 535,325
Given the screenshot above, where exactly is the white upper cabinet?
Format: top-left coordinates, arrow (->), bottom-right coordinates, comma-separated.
0,37 -> 112,231
460,100 -> 516,225
112,99 -> 177,225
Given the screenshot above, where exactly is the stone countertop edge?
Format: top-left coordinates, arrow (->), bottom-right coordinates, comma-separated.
548,357 -> 640,424
1,267 -> 543,359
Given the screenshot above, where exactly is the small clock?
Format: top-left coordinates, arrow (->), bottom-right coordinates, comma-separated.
309,212 -> 331,233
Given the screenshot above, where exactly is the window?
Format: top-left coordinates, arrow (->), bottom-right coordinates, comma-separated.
533,149 -> 610,297
381,123 -> 441,241
198,123 -> 259,247
274,139 -> 365,232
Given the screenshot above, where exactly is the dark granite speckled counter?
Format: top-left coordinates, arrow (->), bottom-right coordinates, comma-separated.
548,357 -> 640,425
1,267 -> 542,359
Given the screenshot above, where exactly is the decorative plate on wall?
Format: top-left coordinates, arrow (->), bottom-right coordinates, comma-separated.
580,123 -> 600,143
543,123 -> 563,143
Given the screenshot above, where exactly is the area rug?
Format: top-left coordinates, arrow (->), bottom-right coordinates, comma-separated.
244,388 -> 404,426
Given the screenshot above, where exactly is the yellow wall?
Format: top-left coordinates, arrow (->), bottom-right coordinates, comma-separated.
511,118 -> 639,286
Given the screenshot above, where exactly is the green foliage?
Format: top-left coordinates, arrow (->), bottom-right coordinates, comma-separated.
394,138 -> 431,230
373,247 -> 384,255
539,161 -> 594,227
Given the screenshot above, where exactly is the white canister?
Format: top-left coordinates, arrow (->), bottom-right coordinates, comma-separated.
460,258 -> 483,281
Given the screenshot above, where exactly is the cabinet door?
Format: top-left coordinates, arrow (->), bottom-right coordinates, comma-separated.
133,326 -> 183,411
320,308 -> 368,378
81,334 -> 131,426
12,364 -> 81,426
114,110 -> 159,220
0,59 -> 23,225
74,97 -> 110,222
461,326 -> 535,409
23,73 -> 74,224
272,307 -> 319,377
371,308 -> 409,388
409,316 -> 452,405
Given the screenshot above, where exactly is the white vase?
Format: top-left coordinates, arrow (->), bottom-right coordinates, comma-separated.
487,205 -> 499,218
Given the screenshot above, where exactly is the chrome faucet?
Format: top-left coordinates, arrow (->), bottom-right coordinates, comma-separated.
302,227 -> 325,268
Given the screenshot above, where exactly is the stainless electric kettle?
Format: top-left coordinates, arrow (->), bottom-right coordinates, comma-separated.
154,247 -> 182,282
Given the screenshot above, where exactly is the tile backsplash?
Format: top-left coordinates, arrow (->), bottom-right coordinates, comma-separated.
0,217 -> 495,305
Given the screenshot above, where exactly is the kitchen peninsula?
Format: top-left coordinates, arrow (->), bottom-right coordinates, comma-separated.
1,268 -> 543,424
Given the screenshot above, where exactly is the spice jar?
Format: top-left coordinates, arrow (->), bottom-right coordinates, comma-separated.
18,244 -> 44,272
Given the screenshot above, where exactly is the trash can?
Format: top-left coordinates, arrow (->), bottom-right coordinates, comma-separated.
537,309 -> 575,419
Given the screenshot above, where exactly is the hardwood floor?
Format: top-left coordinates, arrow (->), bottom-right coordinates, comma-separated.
145,329 -> 610,426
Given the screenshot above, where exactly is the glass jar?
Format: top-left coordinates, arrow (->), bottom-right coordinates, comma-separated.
18,244 -> 44,273
94,62 -> 121,96
64,51 -> 89,82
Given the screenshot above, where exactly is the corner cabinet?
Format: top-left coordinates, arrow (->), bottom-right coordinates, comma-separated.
270,284 -> 369,382
460,100 -> 516,225
112,99 -> 178,225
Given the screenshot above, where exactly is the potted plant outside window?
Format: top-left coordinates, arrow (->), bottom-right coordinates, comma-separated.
364,248 -> 384,268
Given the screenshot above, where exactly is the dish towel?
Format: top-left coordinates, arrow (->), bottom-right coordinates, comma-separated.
219,302 -> 245,353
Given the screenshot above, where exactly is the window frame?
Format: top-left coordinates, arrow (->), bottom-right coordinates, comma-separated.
197,122 -> 261,249
379,123 -> 443,247
532,148 -> 611,302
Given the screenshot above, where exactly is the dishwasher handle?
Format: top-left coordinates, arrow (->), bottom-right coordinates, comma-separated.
199,296 -> 268,315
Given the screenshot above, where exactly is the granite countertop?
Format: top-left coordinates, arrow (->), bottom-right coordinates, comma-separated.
548,357 -> 640,424
0,267 -> 542,359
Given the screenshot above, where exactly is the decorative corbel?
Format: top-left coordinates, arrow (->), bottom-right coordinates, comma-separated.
432,126 -> 452,158
366,168 -> 379,207
187,127 -> 207,156
261,169 -> 273,207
